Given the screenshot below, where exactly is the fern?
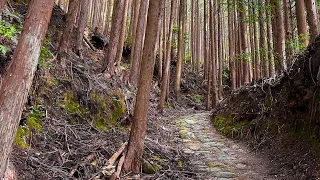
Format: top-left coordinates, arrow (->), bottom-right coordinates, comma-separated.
0,45 -> 10,55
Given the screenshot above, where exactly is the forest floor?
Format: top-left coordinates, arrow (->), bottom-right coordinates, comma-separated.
2,3 -> 320,180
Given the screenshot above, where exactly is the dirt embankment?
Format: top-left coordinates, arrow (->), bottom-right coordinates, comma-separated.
213,37 -> 320,179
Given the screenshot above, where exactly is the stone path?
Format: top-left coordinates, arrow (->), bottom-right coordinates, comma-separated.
176,112 -> 272,180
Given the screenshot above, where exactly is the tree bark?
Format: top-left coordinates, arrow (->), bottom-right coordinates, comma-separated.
124,0 -> 162,173
129,0 -> 140,64
283,0 -> 293,57
115,0 -> 130,64
259,0 -> 269,77
174,0 -> 185,98
158,0 -> 177,112
295,0 -> 308,47
228,0 -> 236,89
102,0 -> 125,74
75,0 -> 90,58
0,0 -> 54,177
210,0 -> 218,107
305,0 -> 319,42
239,0 -> 249,83
129,0 -> 148,85
273,0 -> 286,74
0,0 -> 5,16
57,0 -> 79,66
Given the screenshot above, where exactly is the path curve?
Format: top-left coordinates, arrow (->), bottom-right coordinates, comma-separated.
176,112 -> 272,180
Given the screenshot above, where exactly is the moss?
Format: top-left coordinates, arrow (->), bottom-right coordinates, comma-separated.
212,115 -> 250,137
179,131 -> 186,139
58,91 -> 87,116
164,103 -> 173,109
153,155 -> 165,162
264,96 -> 272,108
177,160 -> 183,168
89,91 -> 126,132
45,76 -> 59,87
26,116 -> 42,134
15,127 -> 31,149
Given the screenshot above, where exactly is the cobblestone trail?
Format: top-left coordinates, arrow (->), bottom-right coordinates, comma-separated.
176,112 -> 272,180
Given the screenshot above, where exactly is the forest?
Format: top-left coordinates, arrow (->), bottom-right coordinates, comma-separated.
1,0 -> 320,179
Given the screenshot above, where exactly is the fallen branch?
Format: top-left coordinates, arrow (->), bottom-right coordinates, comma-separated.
108,142 -> 128,165
84,36 -> 97,52
109,153 -> 126,180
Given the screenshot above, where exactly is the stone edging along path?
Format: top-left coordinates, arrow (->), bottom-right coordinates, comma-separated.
176,112 -> 273,180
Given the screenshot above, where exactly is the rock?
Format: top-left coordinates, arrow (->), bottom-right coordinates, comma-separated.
142,159 -> 159,174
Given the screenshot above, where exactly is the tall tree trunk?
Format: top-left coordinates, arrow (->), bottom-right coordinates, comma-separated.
57,0 -> 79,66
129,0 -> 148,85
129,0 -> 141,64
273,0 -> 286,74
195,0 -> 200,73
295,0 -> 308,47
115,0 -> 130,64
103,0 -> 112,36
228,0 -> 236,89
0,0 -> 5,16
305,0 -> 319,42
259,0 -> 268,77
102,0 -> 125,74
283,0 -> 293,58
210,0 -> 218,107
158,0 -> 177,113
205,0 -> 211,109
239,0 -> 249,83
174,0 -> 185,98
217,0 -> 223,99
0,0 -> 54,177
75,0 -> 90,58
190,0 -> 195,69
124,0 -> 162,173
267,0 -> 275,77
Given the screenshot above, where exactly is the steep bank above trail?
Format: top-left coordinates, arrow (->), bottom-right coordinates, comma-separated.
213,37 -> 320,179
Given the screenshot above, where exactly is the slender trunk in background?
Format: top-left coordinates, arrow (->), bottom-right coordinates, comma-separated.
205,0 -> 211,109
239,0 -> 249,83
267,0 -> 275,77
295,0 -> 308,47
103,0 -> 112,36
210,0 -> 218,107
129,0 -> 141,64
115,0 -> 130,64
158,0 -> 177,113
283,0 -> 293,58
259,0 -> 268,77
252,0 -> 260,79
174,0 -> 185,99
305,0 -> 319,42
217,0 -> 223,100
75,0 -> 90,58
273,0 -> 286,74
191,0 -> 195,69
228,0 -> 236,89
158,20 -> 163,82
124,0 -> 162,173
102,0 -> 125,74
0,0 -> 54,177
0,0 -> 5,16
161,3 -> 166,82
196,0 -> 200,73
129,0 -> 148,85
57,0 -> 79,66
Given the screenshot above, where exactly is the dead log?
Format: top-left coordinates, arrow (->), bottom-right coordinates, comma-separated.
84,36 -> 97,52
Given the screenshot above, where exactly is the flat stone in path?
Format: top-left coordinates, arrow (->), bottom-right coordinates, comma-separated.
176,112 -> 273,180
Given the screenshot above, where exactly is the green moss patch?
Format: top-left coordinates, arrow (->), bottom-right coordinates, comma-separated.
89,90 -> 126,132
58,91 -> 87,116
15,127 -> 31,149
212,115 -> 250,137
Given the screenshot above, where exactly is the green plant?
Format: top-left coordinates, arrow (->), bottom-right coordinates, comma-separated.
191,94 -> 202,103
38,38 -> 53,69
0,20 -> 19,42
0,45 -> 10,55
